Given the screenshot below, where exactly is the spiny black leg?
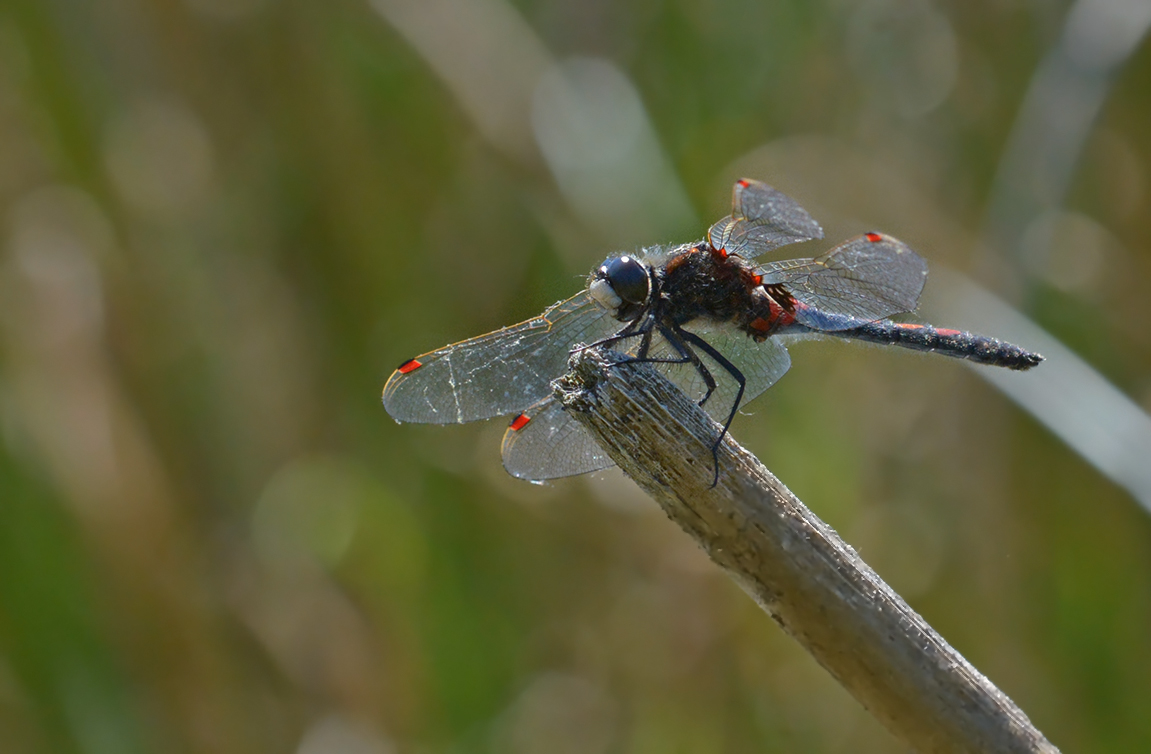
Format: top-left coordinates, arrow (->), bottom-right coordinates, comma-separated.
679,327 -> 746,438
657,325 -> 718,409
584,310 -> 658,354
580,316 -> 698,379
634,325 -> 655,360
599,315 -> 695,368
678,327 -> 746,488
576,316 -> 645,353
626,351 -> 694,367
625,326 -> 695,368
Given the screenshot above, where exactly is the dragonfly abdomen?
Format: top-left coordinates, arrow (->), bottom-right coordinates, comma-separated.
839,321 -> 1043,371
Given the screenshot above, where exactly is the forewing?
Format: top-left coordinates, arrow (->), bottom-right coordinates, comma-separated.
382,291 -> 621,424
707,179 -> 824,258
501,398 -> 614,480
758,232 -> 928,329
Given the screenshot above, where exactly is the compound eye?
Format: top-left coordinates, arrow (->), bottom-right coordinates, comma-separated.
602,255 -> 649,305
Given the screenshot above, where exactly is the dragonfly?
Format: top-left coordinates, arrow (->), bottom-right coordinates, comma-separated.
383,179 -> 1042,482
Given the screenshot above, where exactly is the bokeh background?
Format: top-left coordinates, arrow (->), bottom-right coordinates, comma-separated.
2,0 -> 1150,751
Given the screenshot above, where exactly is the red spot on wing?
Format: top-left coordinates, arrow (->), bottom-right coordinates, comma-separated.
509,413 -> 531,431
737,178 -> 750,188
865,232 -> 882,242
749,317 -> 771,334
751,274 -> 762,286
397,358 -> 423,374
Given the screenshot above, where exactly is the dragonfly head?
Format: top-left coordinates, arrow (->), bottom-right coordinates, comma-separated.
589,254 -> 650,321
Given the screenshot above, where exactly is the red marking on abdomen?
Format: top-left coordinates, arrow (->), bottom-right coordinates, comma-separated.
893,323 -> 961,337
509,413 -> 531,431
397,358 -> 423,374
865,232 -> 882,242
769,300 -> 796,327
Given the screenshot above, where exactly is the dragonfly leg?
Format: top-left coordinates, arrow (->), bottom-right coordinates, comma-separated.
655,325 -> 718,408
623,325 -> 698,369
676,327 -> 747,488
583,313 -> 690,367
629,328 -> 715,368
577,312 -> 650,354
634,326 -> 655,360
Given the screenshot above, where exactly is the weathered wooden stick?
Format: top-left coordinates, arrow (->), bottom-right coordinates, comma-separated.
555,347 -> 1058,754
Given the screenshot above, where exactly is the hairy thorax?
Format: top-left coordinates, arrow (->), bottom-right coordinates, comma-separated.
658,245 -> 794,340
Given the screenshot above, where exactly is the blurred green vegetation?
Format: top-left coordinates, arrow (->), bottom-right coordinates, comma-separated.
1,0 -> 1149,752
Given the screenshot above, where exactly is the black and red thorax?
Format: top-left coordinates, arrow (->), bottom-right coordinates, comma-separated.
653,244 -> 796,341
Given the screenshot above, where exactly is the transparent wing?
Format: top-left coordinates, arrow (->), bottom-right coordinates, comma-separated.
382,291 -> 622,424
708,179 -> 824,258
501,398 -> 614,480
758,232 -> 928,330
500,322 -> 793,481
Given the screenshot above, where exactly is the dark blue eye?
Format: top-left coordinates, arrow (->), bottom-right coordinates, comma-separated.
600,255 -> 649,305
